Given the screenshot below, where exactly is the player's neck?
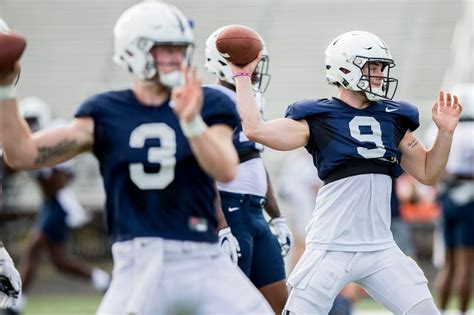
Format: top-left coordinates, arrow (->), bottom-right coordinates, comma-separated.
337,88 -> 371,109
132,80 -> 171,107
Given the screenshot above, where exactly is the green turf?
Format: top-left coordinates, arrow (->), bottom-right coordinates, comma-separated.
22,293 -> 473,315
24,294 -> 102,315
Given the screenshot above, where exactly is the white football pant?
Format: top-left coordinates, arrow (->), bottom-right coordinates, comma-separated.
96,237 -> 273,315
285,246 -> 435,315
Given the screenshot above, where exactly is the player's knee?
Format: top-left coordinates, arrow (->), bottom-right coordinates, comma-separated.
405,298 -> 440,315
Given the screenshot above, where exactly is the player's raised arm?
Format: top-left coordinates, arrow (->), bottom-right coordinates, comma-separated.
229,57 -> 309,151
172,67 -> 238,183
1,67 -> 93,170
400,91 -> 462,185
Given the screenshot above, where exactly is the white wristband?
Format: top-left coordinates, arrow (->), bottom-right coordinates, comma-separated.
180,115 -> 206,138
0,85 -> 16,101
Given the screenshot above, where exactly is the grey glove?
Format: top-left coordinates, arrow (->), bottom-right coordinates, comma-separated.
269,217 -> 293,257
218,227 -> 241,264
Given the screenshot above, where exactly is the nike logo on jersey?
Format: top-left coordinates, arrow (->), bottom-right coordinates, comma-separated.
228,207 -> 240,212
385,107 -> 398,112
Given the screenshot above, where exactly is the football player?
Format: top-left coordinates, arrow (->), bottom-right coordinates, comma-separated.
5,97 -> 109,315
429,83 -> 473,315
0,3 -> 272,315
0,17 -> 21,312
205,26 -> 291,314
229,30 -> 462,314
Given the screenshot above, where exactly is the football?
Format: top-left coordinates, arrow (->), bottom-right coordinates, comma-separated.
216,25 -> 262,65
0,32 -> 27,73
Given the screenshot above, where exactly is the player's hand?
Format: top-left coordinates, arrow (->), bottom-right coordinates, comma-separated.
171,66 -> 203,123
218,227 -> 241,264
269,217 -> 293,257
432,90 -> 463,134
0,247 -> 21,309
0,61 -> 21,87
227,51 -> 263,76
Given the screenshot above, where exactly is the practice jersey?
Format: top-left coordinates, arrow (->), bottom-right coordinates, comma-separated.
285,97 -> 419,251
206,85 -> 267,196
75,88 -> 239,243
285,97 -> 419,181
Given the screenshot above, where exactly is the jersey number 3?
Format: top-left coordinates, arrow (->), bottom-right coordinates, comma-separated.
129,123 -> 176,190
349,116 -> 386,159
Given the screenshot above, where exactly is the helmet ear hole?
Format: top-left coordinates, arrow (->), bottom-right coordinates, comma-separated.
339,67 -> 351,74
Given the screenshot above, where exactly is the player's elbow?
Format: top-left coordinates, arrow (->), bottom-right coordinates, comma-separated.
3,154 -> 33,171
217,167 -> 237,183
215,152 -> 238,183
420,177 -> 438,186
243,127 -> 260,143
416,174 -> 439,186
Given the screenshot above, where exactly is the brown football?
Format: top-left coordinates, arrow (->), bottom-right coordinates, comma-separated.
0,32 -> 27,72
216,25 -> 262,66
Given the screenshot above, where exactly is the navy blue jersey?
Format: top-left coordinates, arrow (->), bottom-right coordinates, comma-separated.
75,88 -> 240,243
285,97 -> 419,181
205,85 -> 263,156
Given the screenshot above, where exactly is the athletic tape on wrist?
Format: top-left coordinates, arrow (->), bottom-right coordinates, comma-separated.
180,115 -> 206,138
0,85 -> 15,101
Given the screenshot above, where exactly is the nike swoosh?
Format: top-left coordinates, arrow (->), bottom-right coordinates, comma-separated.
385,107 -> 398,112
228,207 -> 240,212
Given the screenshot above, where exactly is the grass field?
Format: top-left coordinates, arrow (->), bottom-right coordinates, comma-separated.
19,293 -> 474,315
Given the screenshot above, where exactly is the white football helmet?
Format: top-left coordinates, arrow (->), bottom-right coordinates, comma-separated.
0,18 -> 10,33
19,97 -> 52,132
205,25 -> 270,93
113,1 -> 194,88
325,31 -> 398,101
451,83 -> 474,119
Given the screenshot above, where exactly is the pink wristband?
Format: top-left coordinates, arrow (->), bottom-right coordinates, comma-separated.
232,72 -> 252,79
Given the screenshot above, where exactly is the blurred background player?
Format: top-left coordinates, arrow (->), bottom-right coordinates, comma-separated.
278,149 -> 354,315
278,148 -> 322,268
391,176 -> 416,258
205,25 -> 291,314
426,83 -> 474,315
0,2 -> 273,314
0,242 -> 21,310
3,97 -> 110,315
230,30 -> 462,314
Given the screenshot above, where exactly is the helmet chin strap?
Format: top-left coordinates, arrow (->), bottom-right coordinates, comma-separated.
357,79 -> 385,102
